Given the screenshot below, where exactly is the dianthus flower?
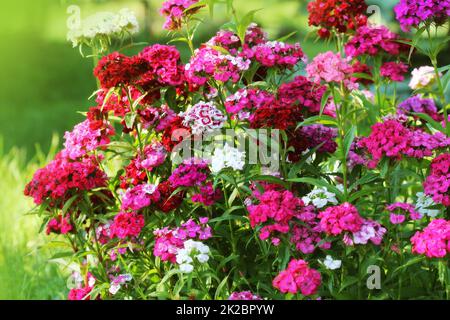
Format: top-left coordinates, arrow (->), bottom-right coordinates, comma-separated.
345,25 -> 407,58
277,76 -> 330,116
273,259 -> 321,296
160,0 -> 202,30
411,219 -> 450,258
94,52 -> 145,89
207,30 -> 242,55
357,119 -> 412,168
62,119 -> 114,160
245,41 -> 304,69
110,211 -> 145,239
182,101 -> 226,135
68,273 -> 96,300
121,184 -> 160,211
386,202 -> 423,225
155,180 -> 185,212
153,218 -> 212,263
307,0 -> 368,38
404,130 -> 450,158
119,144 -> 167,189
318,203 -> 364,236
249,101 -> 303,130
247,190 -> 306,245
290,212 -> 332,254
380,61 -> 409,82
306,51 -> 357,90
169,158 -> 210,188
24,153 -> 107,206
137,44 -> 185,87
424,153 -> 450,206
185,47 -> 250,86
347,138 -> 370,170
351,219 -> 386,245
287,124 -> 338,162
409,66 -> 441,90
225,88 -> 275,119
394,0 -> 450,32
228,291 -> 262,300
191,182 -> 222,206
46,215 -> 73,235
211,144 -> 246,173
244,23 -> 268,46
161,115 -> 191,152
398,95 -> 440,121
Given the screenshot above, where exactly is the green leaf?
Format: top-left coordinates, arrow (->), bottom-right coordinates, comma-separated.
287,177 -> 344,201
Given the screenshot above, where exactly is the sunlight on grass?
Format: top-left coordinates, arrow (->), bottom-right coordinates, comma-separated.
0,137 -> 66,299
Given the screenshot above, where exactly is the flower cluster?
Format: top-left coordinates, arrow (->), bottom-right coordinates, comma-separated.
318,203 -> 364,236
211,144 -> 246,173
397,95 -> 440,121
24,153 -> 107,206
306,51 -> 357,90
424,153 -> 450,206
225,88 -> 275,119
302,187 -> 338,209
307,0 -> 368,38
62,119 -> 114,160
411,219 -> 450,258
153,218 -> 212,263
110,211 -> 146,239
386,202 -> 422,224
380,61 -> 409,82
277,76 -> 329,116
160,0 -> 202,30
394,0 -> 450,32
46,215 -> 73,235
247,41 -> 305,69
228,291 -> 262,300
176,239 -> 210,273
345,25 -> 407,58
247,190 -> 306,245
273,259 -> 321,296
185,47 -> 250,86
169,158 -> 210,188
409,66 -> 441,90
182,101 -> 226,135
121,184 -> 160,211
67,8 -> 139,48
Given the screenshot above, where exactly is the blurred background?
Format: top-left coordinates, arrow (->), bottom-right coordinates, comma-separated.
0,0 -> 444,299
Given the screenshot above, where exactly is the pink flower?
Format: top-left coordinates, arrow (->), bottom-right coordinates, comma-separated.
386,202 -> 423,224
169,158 -> 210,188
306,51 -> 357,90
424,153 -> 450,206
318,203 -> 364,236
228,291 -> 262,300
121,184 -> 160,211
380,61 -> 409,82
110,211 -> 145,239
273,259 -> 321,296
352,219 -> 386,245
411,219 -> 450,258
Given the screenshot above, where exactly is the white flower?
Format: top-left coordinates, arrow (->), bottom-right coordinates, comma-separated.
322,255 -> 342,270
109,283 -> 121,295
179,263 -> 194,273
416,192 -> 440,218
409,66 -> 440,90
67,8 -> 139,48
302,187 -> 338,209
176,240 -> 211,273
211,144 -> 246,173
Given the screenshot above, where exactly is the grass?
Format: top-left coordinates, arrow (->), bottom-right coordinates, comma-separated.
0,138 -> 67,299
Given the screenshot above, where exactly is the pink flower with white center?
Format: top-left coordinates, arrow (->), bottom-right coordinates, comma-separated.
121,183 -> 160,211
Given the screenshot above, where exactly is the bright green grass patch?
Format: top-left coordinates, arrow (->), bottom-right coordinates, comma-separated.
0,138 -> 66,299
